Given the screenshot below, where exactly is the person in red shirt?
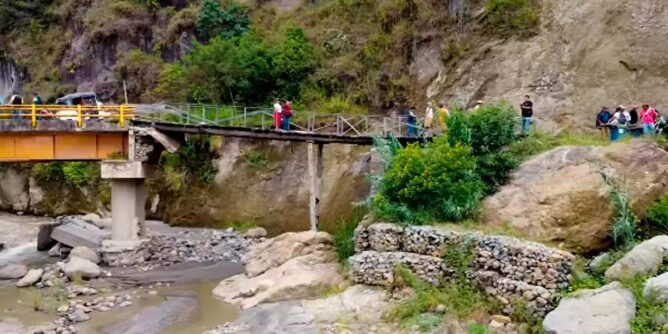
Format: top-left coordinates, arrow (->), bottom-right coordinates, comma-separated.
282,100 -> 293,131
640,104 -> 658,136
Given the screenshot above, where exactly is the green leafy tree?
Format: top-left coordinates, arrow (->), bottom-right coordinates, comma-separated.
272,27 -> 318,99
196,0 -> 250,42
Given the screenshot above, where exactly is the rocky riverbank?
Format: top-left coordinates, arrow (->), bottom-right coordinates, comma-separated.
0,214 -> 265,334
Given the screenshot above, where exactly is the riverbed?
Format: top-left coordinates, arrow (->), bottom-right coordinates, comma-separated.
0,213 -> 241,334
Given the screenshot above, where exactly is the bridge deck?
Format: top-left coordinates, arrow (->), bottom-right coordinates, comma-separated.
137,121 -> 420,145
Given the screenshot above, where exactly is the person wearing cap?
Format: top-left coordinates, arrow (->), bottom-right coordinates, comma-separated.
596,106 -> 611,138
640,104 -> 658,136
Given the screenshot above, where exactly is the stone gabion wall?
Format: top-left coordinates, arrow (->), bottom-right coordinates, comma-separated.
349,223 -> 575,316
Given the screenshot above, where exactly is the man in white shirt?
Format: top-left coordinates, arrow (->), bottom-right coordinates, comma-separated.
609,105 -> 631,141
273,98 -> 282,130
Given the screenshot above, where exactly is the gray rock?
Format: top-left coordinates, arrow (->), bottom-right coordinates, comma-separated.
588,252 -> 612,274
48,243 -> 62,257
543,282 -> 635,334
69,309 -> 90,322
69,246 -> 100,264
37,221 -> 63,251
0,263 -> 28,279
243,227 -> 268,239
643,272 -> 668,303
16,268 -> 44,287
63,256 -> 101,279
205,302 -> 317,334
51,223 -> 109,249
606,236 -> 668,281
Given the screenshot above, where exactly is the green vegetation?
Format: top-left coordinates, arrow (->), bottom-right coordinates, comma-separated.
375,137 -> 484,224
242,149 -> 268,169
331,214 -> 360,263
371,103 -> 523,224
468,323 -> 488,334
645,196 -> 668,235
28,162 -> 108,213
155,26 -> 317,104
622,275 -> 668,334
602,173 -> 637,248
195,0 -> 250,41
486,0 -> 540,38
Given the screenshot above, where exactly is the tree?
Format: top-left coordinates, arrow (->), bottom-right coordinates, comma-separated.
272,27 -> 318,99
196,0 -> 250,42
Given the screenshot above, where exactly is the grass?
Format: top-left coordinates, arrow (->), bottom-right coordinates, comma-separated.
468,323 -> 487,334
622,275 -> 668,334
388,241 -> 498,331
601,173 -> 637,248
508,131 -> 612,161
242,149 -> 269,169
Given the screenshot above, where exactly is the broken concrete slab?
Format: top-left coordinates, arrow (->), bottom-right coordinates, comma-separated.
51,223 -> 110,249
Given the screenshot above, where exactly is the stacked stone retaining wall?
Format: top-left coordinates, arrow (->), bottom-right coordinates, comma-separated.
349,223 -> 575,316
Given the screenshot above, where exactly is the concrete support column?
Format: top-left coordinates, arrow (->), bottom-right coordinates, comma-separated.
307,142 -> 324,232
101,161 -> 150,242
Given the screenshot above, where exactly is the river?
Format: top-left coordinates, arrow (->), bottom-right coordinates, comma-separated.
0,213 -> 240,334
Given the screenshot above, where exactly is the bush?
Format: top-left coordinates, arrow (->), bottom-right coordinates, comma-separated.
380,137 -> 484,223
486,0 -> 540,38
196,0 -> 250,42
645,196 -> 668,235
447,103 -> 519,194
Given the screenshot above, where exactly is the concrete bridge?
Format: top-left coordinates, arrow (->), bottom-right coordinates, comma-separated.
0,103 -> 423,259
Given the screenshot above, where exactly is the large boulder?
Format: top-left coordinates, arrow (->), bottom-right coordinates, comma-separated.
16,268 -> 44,288
483,141 -> 668,252
0,264 -> 28,279
605,235 -> 668,281
69,246 -> 100,264
213,253 -> 343,309
543,282 -> 636,334
37,221 -> 63,251
644,272 -> 668,303
63,256 -> 101,279
242,231 -> 335,277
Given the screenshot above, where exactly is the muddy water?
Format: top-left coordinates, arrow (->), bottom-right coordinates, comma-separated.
0,213 -> 240,334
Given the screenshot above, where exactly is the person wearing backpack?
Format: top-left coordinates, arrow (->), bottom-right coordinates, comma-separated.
596,106 -> 611,138
282,100 -> 293,131
610,106 -> 630,141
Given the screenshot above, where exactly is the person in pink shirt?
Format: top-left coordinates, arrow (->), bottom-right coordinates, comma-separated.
640,104 -> 658,136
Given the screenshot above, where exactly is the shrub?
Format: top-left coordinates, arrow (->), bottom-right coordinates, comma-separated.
331,211 -> 364,263
196,0 -> 250,42
62,162 -> 99,188
645,196 -> 668,235
486,0 -> 540,38
113,49 -> 164,102
447,103 -> 519,194
601,173 -> 637,248
380,137 -> 484,223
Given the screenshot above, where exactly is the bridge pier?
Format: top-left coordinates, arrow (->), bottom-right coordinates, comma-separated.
307,141 -> 323,232
99,161 -> 150,265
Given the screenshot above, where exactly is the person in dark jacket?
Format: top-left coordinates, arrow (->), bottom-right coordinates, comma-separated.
282,100 -> 293,131
596,106 -> 611,138
520,95 -> 534,135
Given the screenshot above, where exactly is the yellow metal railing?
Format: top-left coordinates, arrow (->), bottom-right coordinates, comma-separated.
0,105 -> 136,128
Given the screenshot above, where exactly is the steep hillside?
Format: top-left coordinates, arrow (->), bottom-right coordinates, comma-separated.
2,0 -> 668,128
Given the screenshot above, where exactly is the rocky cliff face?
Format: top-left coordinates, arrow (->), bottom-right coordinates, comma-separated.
427,0 -> 668,131
155,138 -> 375,234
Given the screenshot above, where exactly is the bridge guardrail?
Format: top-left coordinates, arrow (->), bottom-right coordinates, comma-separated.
0,105 -> 136,128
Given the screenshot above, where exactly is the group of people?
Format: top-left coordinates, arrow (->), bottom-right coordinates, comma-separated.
272,98 -> 293,131
596,104 -> 660,140
418,95 -> 535,137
